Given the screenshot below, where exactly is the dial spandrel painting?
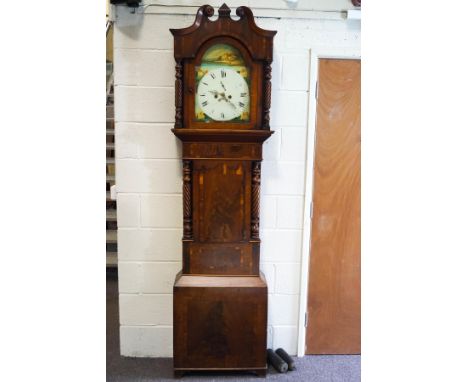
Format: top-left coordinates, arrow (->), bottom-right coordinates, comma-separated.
195,44 -> 250,123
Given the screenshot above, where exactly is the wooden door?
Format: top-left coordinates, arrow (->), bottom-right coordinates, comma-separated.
306,59 -> 361,354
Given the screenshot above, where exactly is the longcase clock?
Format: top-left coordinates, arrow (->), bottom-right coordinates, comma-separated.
170,4 -> 276,377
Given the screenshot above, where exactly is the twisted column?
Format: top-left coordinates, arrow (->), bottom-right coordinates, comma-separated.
183,160 -> 193,239
175,59 -> 183,128
251,161 -> 261,240
262,61 -> 272,129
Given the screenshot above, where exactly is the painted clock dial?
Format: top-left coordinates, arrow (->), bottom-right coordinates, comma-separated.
195,43 -> 250,122
196,67 -> 249,121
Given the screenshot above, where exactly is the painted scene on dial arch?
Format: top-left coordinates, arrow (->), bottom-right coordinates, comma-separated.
195,43 -> 251,122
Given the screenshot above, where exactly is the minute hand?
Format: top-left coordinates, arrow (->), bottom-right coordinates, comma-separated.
218,93 -> 237,108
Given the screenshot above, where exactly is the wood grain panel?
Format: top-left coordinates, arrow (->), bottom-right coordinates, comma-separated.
174,272 -> 268,371
306,59 -> 361,354
193,160 -> 249,243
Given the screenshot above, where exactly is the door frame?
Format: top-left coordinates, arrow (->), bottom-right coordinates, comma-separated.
297,52 -> 361,356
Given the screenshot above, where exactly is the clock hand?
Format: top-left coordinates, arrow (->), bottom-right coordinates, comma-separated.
208,90 -> 224,102
218,92 -> 228,101
220,81 -> 226,91
224,98 -> 237,109
226,99 -> 237,110
217,92 -> 237,109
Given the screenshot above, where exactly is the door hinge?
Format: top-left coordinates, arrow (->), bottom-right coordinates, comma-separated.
305,312 -> 309,327
315,81 -> 318,99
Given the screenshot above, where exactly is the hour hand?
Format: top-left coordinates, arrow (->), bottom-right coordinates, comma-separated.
208,90 -> 219,96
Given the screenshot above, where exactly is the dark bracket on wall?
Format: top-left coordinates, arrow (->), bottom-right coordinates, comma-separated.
110,0 -> 141,7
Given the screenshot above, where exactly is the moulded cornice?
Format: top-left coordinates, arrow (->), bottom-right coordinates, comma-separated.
170,4 -> 276,61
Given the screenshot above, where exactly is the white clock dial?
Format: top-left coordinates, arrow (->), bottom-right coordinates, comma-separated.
196,67 -> 249,121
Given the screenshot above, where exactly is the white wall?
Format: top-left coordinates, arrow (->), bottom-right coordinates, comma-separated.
113,2 -> 360,358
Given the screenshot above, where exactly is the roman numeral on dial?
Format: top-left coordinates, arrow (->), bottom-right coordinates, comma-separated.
240,92 -> 247,97
221,70 -> 226,78
239,102 -> 245,108
210,73 -> 216,79
202,100 -> 208,107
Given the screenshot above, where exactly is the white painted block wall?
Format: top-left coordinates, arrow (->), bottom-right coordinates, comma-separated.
114,3 -> 360,357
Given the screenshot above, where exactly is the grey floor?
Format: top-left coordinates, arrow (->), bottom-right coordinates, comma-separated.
107,272 -> 360,382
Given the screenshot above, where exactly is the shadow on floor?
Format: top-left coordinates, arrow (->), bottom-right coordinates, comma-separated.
107,273 -> 360,381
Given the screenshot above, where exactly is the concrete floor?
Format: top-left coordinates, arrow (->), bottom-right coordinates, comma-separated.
107,272 -> 360,381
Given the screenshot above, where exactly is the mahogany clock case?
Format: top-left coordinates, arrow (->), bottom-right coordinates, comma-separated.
170,4 -> 276,376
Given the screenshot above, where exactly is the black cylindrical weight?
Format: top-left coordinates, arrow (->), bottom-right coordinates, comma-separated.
275,348 -> 296,371
267,348 -> 288,373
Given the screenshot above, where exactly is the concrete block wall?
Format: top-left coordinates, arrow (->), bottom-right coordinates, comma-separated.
114,4 -> 360,357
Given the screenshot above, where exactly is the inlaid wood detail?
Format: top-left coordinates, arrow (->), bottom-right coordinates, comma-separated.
183,160 -> 193,239
251,161 -> 261,240
195,161 -> 247,243
186,243 -> 255,275
183,142 -> 262,160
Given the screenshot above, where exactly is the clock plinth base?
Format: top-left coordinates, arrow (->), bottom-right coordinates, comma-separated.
173,272 -> 268,374
173,368 -> 267,378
